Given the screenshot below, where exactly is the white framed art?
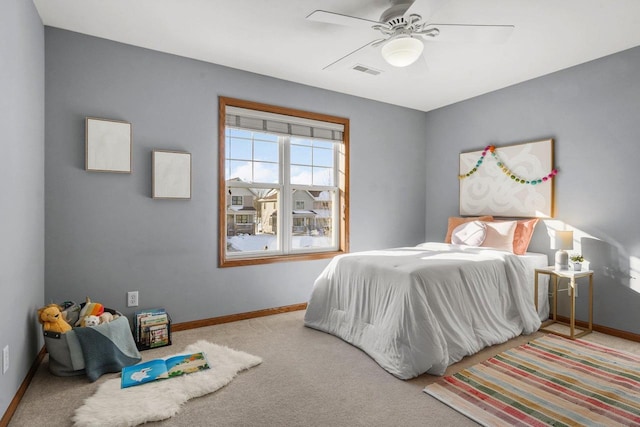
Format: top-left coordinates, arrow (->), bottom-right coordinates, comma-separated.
85,117 -> 132,173
152,150 -> 192,199
459,138 -> 555,218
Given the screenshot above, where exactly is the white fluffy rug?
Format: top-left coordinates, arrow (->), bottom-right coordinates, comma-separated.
72,340 -> 262,427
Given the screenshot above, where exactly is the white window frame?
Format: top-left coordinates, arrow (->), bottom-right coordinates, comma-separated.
218,97 -> 349,267
224,133 -> 339,258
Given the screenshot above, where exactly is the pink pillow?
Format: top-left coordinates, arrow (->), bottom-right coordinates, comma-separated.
481,221 -> 517,252
512,218 -> 539,255
451,221 -> 487,246
445,215 -> 494,243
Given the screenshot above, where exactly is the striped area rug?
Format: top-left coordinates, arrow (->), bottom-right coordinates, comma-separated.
424,334 -> 640,426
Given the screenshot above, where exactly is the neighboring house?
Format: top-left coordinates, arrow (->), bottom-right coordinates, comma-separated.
308,190 -> 332,236
226,180 -> 257,236
256,189 -> 332,236
291,190 -> 318,235
257,190 -> 278,234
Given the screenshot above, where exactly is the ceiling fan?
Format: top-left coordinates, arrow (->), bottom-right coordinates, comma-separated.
306,0 -> 514,71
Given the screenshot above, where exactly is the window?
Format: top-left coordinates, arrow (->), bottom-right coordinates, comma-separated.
219,97 -> 349,267
236,215 -> 251,224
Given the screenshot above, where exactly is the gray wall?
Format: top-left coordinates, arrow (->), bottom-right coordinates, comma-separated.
5,17 -> 637,415
44,29 -> 427,323
424,46 -> 640,334
0,0 -> 44,418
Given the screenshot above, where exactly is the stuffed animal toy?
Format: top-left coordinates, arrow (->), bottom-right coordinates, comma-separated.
75,297 -> 104,327
38,304 -> 72,333
98,312 -> 120,324
83,315 -> 100,327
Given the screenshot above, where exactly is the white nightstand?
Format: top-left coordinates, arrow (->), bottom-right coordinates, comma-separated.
534,266 -> 593,339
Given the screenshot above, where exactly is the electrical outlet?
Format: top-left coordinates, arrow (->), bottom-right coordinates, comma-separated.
127,291 -> 139,307
3,345 -> 8,374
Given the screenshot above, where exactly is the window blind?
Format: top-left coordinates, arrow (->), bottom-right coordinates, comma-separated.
226,106 -> 344,142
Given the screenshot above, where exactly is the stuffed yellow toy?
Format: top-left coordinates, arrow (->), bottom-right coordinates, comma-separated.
38,304 -> 72,333
75,297 -> 105,327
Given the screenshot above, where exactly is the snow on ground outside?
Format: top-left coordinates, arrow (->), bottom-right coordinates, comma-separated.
228,234 -> 332,252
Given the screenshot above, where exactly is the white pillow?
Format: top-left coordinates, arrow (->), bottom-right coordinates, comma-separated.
481,221 -> 517,252
451,221 -> 487,247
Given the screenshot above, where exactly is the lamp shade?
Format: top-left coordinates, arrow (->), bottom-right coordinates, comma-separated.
551,230 -> 573,270
551,230 -> 574,250
381,37 -> 424,67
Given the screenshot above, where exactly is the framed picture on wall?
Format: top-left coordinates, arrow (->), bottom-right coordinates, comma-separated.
459,138 -> 555,218
85,117 -> 132,173
152,150 -> 192,199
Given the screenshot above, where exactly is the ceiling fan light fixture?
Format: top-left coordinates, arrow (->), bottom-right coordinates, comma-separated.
381,36 -> 424,67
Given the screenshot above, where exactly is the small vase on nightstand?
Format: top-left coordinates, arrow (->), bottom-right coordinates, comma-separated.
570,262 -> 582,271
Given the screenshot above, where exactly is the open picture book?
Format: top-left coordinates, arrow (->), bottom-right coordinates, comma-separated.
121,352 -> 210,388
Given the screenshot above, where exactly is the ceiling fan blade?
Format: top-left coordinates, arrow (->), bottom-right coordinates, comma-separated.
425,24 -> 514,43
323,39 -> 385,71
306,10 -> 381,29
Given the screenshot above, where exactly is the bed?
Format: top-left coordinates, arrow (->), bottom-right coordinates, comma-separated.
304,242 -> 549,379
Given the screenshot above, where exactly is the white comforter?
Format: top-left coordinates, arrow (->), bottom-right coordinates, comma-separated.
304,242 -> 542,379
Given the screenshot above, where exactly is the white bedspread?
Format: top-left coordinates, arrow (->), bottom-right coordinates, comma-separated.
304,242 -> 542,379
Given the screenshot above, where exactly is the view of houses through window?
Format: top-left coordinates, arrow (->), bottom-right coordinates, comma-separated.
218,97 -> 349,267
225,131 -> 337,255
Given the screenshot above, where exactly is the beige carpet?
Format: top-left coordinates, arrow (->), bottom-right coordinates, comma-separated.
9,310 -> 640,426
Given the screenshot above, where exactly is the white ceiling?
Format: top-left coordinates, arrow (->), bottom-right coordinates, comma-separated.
33,0 -> 640,112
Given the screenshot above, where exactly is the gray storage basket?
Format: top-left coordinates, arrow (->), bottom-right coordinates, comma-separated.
44,329 -> 86,376
43,306 -> 126,377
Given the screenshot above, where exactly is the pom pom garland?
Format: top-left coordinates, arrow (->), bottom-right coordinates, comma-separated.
458,144 -> 558,185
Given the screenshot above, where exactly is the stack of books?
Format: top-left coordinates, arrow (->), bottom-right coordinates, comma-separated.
134,308 -> 171,350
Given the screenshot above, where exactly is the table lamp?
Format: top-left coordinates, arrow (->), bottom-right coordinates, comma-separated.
551,230 -> 573,270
